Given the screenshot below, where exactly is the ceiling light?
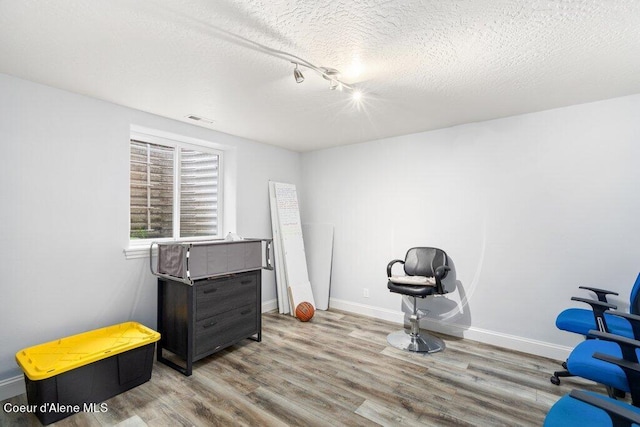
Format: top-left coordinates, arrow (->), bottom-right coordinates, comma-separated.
287,58 -> 358,96
181,23 -> 359,98
293,63 -> 304,83
352,90 -> 362,102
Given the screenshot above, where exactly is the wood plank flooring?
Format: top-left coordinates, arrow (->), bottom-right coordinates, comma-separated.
1,310 -> 606,426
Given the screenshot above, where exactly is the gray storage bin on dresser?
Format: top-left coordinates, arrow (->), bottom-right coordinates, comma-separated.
156,239 -> 264,283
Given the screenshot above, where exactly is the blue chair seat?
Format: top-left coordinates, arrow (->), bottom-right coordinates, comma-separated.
557,308 -> 634,338
566,339 -> 638,392
544,390 -> 640,427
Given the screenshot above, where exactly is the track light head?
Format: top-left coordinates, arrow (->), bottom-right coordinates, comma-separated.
290,62 -> 355,96
321,67 -> 339,80
293,63 -> 304,83
321,67 -> 342,90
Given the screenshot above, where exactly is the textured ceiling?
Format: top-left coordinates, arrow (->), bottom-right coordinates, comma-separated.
1,0 -> 639,152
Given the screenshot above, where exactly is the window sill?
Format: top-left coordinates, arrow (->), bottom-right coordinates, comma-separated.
123,245 -> 155,260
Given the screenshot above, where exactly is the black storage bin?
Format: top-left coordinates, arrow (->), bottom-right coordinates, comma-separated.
16,322 -> 159,425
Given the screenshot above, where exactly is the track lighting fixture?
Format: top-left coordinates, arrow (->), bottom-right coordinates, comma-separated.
288,59 -> 360,100
293,63 -> 304,83
174,20 -> 362,101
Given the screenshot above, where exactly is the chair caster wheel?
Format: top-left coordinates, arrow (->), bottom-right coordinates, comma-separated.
550,376 -> 560,385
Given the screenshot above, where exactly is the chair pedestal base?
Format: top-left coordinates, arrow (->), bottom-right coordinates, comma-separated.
387,329 -> 445,353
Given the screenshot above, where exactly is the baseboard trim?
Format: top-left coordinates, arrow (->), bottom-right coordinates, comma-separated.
329,298 -> 572,361
0,375 -> 25,401
329,298 -> 404,324
423,318 -> 573,361
262,299 -> 278,313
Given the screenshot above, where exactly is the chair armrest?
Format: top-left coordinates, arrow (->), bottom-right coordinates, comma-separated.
571,297 -> 617,310
579,286 -> 619,303
433,265 -> 451,294
594,352 -> 640,373
569,390 -> 640,426
587,330 -> 640,363
608,311 -> 640,323
387,259 -> 404,277
588,330 -> 640,349
434,265 -> 451,280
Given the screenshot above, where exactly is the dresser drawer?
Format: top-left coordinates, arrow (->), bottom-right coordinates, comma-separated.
195,274 -> 257,321
194,304 -> 258,356
157,267 -> 262,376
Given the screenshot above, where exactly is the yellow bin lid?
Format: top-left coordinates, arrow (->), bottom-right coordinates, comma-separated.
16,322 -> 160,381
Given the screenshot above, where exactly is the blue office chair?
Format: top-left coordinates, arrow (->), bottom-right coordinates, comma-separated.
552,273 -> 640,385
544,390 -> 640,427
546,344 -> 640,426
560,323 -> 640,403
556,273 -> 640,339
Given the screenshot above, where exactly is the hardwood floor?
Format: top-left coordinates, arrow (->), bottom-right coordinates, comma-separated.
2,309 -> 605,426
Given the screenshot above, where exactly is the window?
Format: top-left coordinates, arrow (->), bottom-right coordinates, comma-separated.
129,132 -> 223,244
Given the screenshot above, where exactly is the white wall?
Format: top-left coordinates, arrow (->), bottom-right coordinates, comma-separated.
300,94 -> 640,359
2,69 -> 639,396
0,73 -> 300,385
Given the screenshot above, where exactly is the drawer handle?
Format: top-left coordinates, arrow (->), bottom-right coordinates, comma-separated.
240,280 -> 252,284
240,309 -> 252,315
203,321 -> 218,329
203,288 -> 218,294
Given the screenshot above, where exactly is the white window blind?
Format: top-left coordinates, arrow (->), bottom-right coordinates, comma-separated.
180,149 -> 219,238
129,136 -> 222,242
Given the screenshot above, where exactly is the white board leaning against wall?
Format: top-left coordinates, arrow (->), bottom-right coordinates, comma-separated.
269,182 -> 315,315
302,223 -> 333,311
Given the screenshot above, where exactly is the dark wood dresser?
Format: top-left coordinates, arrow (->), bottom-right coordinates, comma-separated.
157,270 -> 261,376
154,240 -> 267,376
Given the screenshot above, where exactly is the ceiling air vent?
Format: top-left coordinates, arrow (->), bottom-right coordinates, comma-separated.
185,115 -> 215,124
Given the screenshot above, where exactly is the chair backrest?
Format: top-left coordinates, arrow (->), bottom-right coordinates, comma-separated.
630,272 -> 640,315
404,247 -> 448,278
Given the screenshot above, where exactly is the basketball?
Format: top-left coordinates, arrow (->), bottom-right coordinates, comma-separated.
295,302 -> 315,322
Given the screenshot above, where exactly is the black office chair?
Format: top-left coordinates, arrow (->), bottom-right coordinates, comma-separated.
386,247 -> 450,353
